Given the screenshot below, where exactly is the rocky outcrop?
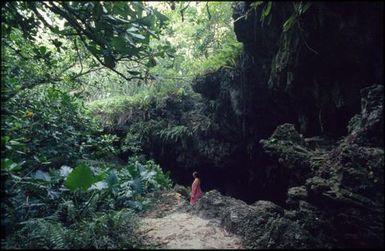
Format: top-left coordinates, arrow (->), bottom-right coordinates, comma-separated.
347,84 -> 384,147
192,145 -> 383,248
258,84 -> 384,248
190,190 -> 321,248
259,123 -> 314,187
186,85 -> 383,248
173,184 -> 190,201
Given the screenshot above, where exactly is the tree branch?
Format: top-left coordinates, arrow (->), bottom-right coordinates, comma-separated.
68,66 -> 104,81
4,65 -> 103,102
74,38 -> 83,75
179,2 -> 191,22
206,3 -> 211,20
29,3 -> 55,30
77,34 -> 146,82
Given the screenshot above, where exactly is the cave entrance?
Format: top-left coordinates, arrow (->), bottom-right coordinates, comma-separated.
163,154 -> 289,207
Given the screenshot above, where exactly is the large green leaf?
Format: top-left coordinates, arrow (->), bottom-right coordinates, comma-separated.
105,169 -> 119,188
65,163 -> 97,191
129,177 -> 144,194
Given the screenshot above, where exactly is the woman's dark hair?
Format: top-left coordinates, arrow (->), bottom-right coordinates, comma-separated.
193,171 -> 199,178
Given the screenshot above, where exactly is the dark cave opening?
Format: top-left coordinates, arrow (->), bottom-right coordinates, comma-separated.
153,148 -> 290,208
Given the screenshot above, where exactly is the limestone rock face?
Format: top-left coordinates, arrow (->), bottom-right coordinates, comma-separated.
347,84 -> 384,147
190,190 -> 320,248
258,85 -> 384,248
191,71 -> 222,100
190,190 -> 246,220
286,186 -> 308,208
260,123 -> 314,187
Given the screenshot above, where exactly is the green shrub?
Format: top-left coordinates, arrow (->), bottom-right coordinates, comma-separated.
2,86 -> 100,169
67,209 -> 142,249
1,155 -> 171,248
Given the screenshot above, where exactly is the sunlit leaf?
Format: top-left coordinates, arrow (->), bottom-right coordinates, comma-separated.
89,181 -> 108,190
34,170 -> 51,181
129,32 -> 146,40
60,165 -> 73,177
48,190 -> 60,199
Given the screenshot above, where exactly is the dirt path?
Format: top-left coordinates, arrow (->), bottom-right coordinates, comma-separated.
136,192 -> 243,249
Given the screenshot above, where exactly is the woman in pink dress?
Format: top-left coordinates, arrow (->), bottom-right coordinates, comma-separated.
190,171 -> 203,205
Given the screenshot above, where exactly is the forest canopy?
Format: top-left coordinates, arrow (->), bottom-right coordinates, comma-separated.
2,1 -> 241,101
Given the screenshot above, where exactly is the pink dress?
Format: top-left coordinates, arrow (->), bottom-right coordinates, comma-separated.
190,178 -> 203,205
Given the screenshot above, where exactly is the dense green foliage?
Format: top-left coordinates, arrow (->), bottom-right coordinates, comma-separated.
2,155 -> 171,248
80,1 -> 242,103
1,1 -> 241,249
